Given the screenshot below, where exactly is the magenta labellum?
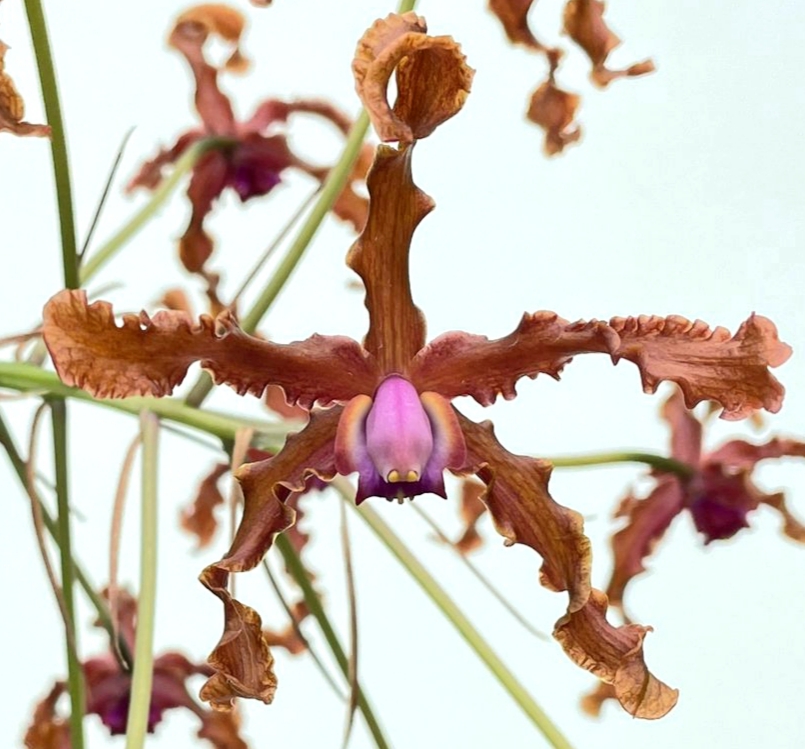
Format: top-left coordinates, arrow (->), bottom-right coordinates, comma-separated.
335,376 -> 466,502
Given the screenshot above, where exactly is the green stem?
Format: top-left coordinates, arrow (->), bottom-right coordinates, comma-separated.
276,534 -> 391,749
80,137 -> 234,284
125,412 -> 160,749
50,399 -> 85,749
339,481 -> 575,749
0,411 -> 133,668
24,0 -> 78,289
0,363 -> 288,445
547,451 -> 694,479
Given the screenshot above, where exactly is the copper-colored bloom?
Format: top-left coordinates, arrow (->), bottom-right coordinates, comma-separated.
43,13 -> 791,719
24,589 -> 248,748
127,4 -> 370,273
0,36 -> 50,137
605,387 -> 805,614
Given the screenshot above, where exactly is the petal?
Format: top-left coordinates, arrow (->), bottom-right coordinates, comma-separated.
562,0 -> 655,88
705,436 -> 805,470
168,6 -> 242,133
457,412 -> 677,717
181,462 -> 229,549
264,384 -> 309,421
0,40 -> 51,138
411,312 -> 790,418
347,145 -> 431,374
197,709 -> 249,749
181,150 -> 230,273
526,63 -> 582,156
554,590 -> 679,719
605,478 -> 685,613
43,290 -> 378,406
455,412 -> 592,613
199,408 -> 340,709
580,679 -> 618,717
23,683 -> 70,749
263,601 -> 310,655
488,0 -> 555,53
125,131 -> 201,192
762,492 -> 805,543
660,387 -> 703,466
453,479 -> 488,555
353,13 -> 474,143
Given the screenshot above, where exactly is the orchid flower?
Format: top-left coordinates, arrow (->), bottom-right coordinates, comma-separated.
605,387 -> 805,616
126,4 -> 372,274
42,12 -> 791,720
23,589 -> 249,749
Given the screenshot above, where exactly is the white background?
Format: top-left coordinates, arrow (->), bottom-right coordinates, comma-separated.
1,1 -> 804,747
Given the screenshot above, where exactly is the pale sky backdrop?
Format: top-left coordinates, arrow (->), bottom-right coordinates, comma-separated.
2,1 -> 804,748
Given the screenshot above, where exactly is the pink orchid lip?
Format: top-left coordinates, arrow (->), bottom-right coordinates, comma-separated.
334,376 -> 467,502
366,375 -> 434,484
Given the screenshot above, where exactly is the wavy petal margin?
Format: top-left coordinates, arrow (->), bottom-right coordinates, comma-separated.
347,145 -> 431,374
412,312 -> 790,418
554,589 -> 678,718
456,412 -> 677,717
353,12 -> 474,144
42,290 -> 378,406
455,412 -> 591,612
199,408 -> 341,709
562,0 -> 655,88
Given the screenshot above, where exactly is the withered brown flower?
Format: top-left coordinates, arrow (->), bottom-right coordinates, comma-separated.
605,387 -> 805,616
127,3 -> 371,274
43,13 -> 790,719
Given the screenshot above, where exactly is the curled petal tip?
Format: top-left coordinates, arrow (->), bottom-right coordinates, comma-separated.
353,12 -> 474,143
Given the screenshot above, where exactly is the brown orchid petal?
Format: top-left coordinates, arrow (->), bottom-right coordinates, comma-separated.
527,72 -> 582,156
169,7 -> 239,134
554,589 -> 678,718
43,289 -> 378,406
126,131 -> 202,192
263,601 -> 310,655
0,40 -> 50,138
199,409 -> 340,708
705,436 -> 805,470
562,0 -> 655,88
181,150 -> 230,272
181,462 -> 229,548
605,478 -> 685,612
488,0 -> 554,53
580,679 -> 618,717
353,12 -> 474,143
411,312 -> 616,404
197,708 -> 249,749
660,388 -> 703,466
609,313 -> 790,419
347,145 -> 431,374
160,288 -> 194,315
412,312 -> 790,418
456,412 -> 592,613
23,683 -> 70,749
454,479 -> 487,555
762,492 -> 805,543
